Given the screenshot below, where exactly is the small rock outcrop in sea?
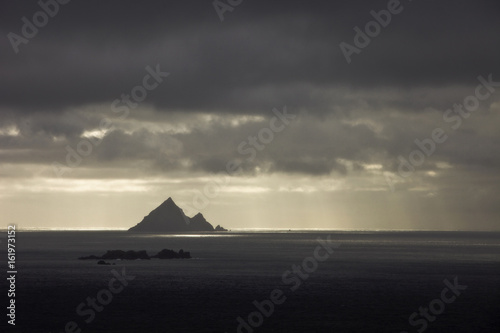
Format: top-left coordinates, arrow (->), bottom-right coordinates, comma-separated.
214,225 -> 227,231
78,254 -> 101,260
151,248 -> 191,259
78,249 -> 191,260
128,197 -> 226,233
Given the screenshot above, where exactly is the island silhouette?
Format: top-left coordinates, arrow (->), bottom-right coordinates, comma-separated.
79,249 -> 191,261
128,197 -> 227,232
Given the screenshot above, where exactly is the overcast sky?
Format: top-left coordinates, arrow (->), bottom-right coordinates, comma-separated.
1,0 -> 499,230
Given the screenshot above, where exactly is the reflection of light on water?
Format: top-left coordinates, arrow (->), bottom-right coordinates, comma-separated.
9,227 -> 129,231
136,234 -> 243,238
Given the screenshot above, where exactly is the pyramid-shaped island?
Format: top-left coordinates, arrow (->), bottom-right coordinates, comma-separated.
128,197 -> 227,232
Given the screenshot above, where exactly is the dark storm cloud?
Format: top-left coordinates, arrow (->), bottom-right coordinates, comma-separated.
1,0 -> 500,113
1,103 -> 499,180
0,0 -> 499,186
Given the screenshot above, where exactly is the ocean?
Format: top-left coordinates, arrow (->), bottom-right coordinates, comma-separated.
3,230 -> 500,332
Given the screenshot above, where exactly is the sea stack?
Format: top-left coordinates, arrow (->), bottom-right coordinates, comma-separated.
128,197 -> 223,232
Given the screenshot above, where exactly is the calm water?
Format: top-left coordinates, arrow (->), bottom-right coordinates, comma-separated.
3,230 -> 500,332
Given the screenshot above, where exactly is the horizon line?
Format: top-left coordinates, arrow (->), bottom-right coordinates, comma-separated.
1,227 -> 499,232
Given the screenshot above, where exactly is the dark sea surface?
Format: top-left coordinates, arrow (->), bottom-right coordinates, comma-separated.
3,230 -> 500,332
